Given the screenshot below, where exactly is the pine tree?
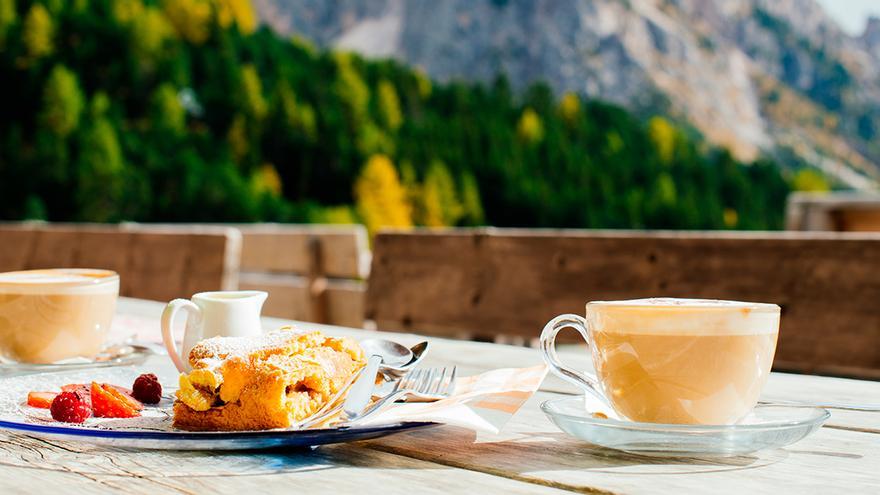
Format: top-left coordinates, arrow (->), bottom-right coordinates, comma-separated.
377,79 -> 403,131
76,94 -> 126,221
150,83 -> 186,134
460,172 -> 485,226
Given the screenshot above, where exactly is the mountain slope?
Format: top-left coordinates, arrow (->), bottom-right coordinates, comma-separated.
255,0 -> 880,189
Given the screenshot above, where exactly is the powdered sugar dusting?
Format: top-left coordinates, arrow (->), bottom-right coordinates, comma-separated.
189,327 -> 303,364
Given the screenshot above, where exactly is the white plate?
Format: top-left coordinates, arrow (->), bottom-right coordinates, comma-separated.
0,367 -> 434,450
542,396 -> 829,457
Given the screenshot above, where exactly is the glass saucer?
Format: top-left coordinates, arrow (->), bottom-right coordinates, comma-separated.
0,344 -> 156,377
541,396 -> 829,457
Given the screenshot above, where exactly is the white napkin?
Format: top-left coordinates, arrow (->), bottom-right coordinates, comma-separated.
360,365 -> 548,434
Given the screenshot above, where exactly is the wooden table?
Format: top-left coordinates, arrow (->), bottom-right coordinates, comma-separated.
1,298 -> 878,494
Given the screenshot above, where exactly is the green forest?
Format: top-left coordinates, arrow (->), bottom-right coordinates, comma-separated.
0,0 -> 801,233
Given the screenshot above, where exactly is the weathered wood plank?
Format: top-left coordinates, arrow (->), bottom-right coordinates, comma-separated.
0,228 -> 34,272
239,225 -> 369,279
240,273 -> 365,328
0,431 -> 574,495
787,192 -> 880,231
362,390 -> 880,495
0,226 -> 240,302
367,229 -> 880,379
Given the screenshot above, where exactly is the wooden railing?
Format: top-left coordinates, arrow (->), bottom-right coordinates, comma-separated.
787,192 -> 880,232
367,228 -> 880,380
0,223 -> 241,302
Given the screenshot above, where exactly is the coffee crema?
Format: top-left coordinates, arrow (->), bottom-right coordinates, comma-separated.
0,269 -> 119,363
587,298 -> 780,425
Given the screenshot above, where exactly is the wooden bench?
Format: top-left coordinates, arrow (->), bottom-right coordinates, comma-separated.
0,223 -> 241,301
787,192 -> 880,231
120,223 -> 369,327
367,229 -> 880,380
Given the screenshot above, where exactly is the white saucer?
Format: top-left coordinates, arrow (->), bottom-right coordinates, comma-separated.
542,396 -> 829,457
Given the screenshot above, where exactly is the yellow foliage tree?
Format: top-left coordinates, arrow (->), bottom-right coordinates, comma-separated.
162,0 -> 212,44
419,161 -> 463,227
240,64 -> 267,121
0,0 -> 16,48
23,4 -> 53,59
250,163 -> 282,197
377,79 -> 403,131
131,7 -> 173,62
111,0 -> 144,24
460,172 -> 485,225
648,116 -> 678,165
41,65 -> 84,138
792,169 -> 830,192
216,0 -> 256,34
517,108 -> 544,144
354,155 -> 412,235
559,92 -> 581,126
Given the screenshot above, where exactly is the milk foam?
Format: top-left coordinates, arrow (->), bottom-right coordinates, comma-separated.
587,298 -> 780,336
0,269 -> 118,294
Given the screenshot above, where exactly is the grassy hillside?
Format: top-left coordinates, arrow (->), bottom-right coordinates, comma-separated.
0,0 -> 792,232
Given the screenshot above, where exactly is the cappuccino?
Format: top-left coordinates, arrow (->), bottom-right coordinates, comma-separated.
0,269 -> 119,363
540,298 -> 780,425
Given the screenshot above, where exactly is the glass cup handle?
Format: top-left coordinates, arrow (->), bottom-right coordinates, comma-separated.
161,299 -> 202,373
539,314 -> 607,405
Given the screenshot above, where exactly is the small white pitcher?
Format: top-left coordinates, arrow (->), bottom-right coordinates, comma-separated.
161,290 -> 267,373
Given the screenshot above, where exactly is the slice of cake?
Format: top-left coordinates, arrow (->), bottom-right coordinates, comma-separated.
173,327 -> 364,431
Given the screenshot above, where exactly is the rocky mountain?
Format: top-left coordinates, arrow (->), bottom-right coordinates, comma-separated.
254,0 -> 880,188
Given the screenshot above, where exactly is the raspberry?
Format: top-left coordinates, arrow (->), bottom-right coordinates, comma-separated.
50,391 -> 91,423
132,373 -> 162,404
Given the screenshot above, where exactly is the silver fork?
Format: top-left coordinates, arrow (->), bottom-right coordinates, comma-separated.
345,366 -> 457,426
301,366 -> 457,429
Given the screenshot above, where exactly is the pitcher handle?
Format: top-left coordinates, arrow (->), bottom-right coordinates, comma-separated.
161,299 -> 202,373
539,314 -> 608,406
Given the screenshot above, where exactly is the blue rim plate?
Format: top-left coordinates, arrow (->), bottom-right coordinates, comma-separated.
0,417 -> 438,450
0,366 -> 437,450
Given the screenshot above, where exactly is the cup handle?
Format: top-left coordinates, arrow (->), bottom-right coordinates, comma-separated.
161,299 -> 201,373
540,314 -> 608,406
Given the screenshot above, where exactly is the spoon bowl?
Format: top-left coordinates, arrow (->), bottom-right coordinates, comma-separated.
359,339 -> 412,368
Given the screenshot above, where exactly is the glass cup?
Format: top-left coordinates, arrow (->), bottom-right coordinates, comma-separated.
0,269 -> 119,364
540,298 -> 781,425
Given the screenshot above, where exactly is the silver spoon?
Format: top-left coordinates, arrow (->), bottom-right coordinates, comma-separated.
359,339 -> 412,370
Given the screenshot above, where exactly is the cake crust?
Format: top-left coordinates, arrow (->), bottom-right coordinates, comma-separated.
173,327 -> 364,431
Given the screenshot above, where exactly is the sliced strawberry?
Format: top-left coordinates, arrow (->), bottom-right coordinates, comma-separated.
105,384 -> 144,412
90,382 -> 140,418
27,391 -> 58,409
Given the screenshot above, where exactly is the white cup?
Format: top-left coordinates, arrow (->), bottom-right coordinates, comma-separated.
161,290 -> 267,373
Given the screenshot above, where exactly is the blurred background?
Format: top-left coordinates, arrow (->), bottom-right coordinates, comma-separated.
2,0 -> 880,233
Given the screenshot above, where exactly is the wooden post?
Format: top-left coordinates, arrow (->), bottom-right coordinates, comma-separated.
307,236 -> 329,324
